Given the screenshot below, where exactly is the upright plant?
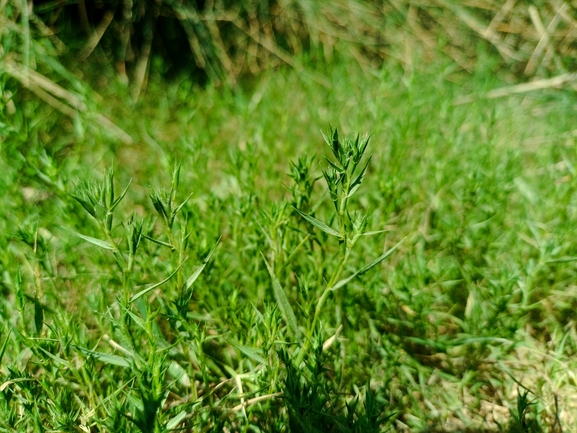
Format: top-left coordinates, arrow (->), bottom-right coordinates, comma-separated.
272,127 -> 404,364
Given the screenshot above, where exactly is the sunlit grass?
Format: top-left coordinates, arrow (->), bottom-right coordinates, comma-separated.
2,52 -> 577,431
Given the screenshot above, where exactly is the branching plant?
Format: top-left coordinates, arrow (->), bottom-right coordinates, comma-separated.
290,128 -> 403,364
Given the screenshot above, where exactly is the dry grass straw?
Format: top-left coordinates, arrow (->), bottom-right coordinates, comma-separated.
395,1 -> 577,77
0,0 -> 133,143
3,0 -> 577,128
77,1 -> 577,87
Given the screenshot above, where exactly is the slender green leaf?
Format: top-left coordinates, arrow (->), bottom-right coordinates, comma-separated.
130,265 -> 182,303
286,234 -> 310,263
166,410 -> 188,430
110,178 -> 132,211
69,194 -> 96,218
261,253 -> 300,339
232,342 -> 266,364
185,237 -> 220,290
347,156 -> 372,198
37,346 -> 72,368
293,207 -> 341,238
62,226 -> 114,250
0,328 -> 10,366
74,346 -> 130,368
331,237 -> 405,291
362,229 -> 389,237
0,378 -> 35,392
323,156 -> 344,173
34,296 -> 43,334
142,233 -> 175,250
545,256 -> 577,263
173,191 -> 194,216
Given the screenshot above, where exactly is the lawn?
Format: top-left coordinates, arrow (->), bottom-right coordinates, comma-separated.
2,2 -> 577,432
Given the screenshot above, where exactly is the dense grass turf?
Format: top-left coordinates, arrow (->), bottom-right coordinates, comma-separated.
2,58 -> 577,431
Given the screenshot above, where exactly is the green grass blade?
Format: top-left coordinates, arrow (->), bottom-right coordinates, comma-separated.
261,253 -> 300,339
61,226 -> 115,250
293,207 -> 341,238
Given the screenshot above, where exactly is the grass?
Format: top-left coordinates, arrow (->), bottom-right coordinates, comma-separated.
3,49 -> 577,431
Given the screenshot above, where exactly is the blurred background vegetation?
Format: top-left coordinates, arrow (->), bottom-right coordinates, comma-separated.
2,0 -> 577,115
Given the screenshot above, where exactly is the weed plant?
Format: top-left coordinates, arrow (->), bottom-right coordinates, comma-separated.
3,49 -> 577,431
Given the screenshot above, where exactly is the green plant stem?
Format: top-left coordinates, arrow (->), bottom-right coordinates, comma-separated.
338,176 -> 350,238
182,343 -> 198,402
296,164 -> 357,365
100,217 -> 133,301
296,245 -> 352,365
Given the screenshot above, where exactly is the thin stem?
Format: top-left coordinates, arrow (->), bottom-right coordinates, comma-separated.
100,217 -> 132,301
296,245 -> 352,365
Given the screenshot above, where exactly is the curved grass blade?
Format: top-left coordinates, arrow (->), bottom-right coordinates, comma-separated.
261,253 -> 300,339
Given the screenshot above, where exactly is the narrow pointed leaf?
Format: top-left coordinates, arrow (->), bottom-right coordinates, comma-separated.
166,411 -> 188,430
256,219 -> 275,250
130,265 -> 182,303
0,328 -> 10,366
323,156 -> 344,173
286,234 -> 310,264
232,342 -> 266,364
185,238 -> 220,290
34,297 -> 43,334
142,233 -> 175,250
62,226 -> 114,250
293,207 -> 341,238
261,253 -> 300,339
0,378 -> 35,392
74,346 -> 130,368
330,237 -> 405,291
362,229 -> 390,237
69,194 -> 96,218
110,178 -> 132,211
173,191 -> 194,216
37,346 -> 72,368
347,156 -> 372,199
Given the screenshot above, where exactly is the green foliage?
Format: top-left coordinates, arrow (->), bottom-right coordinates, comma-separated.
281,344 -> 392,432
506,390 -> 544,433
2,44 -> 576,431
